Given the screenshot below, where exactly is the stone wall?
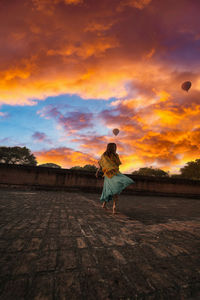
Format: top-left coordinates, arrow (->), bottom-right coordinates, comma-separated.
0,163 -> 200,198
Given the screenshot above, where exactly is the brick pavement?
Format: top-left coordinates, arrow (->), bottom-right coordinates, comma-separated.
0,189 -> 200,299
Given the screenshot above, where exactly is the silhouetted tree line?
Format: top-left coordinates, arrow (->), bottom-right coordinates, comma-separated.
0,146 -> 37,166
132,160 -> 200,180
39,163 -> 61,168
131,167 -> 169,177
70,164 -> 98,172
0,146 -> 199,180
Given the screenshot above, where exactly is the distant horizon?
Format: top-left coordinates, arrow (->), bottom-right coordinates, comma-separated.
0,0 -> 200,174
1,144 -> 199,176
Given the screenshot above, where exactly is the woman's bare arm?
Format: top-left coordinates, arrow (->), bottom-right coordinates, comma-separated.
95,162 -> 102,177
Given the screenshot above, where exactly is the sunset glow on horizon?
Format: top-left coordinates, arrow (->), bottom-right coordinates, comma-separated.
0,0 -> 200,173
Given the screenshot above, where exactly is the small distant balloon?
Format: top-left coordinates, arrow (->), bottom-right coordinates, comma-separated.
113,128 -> 119,136
181,81 -> 191,92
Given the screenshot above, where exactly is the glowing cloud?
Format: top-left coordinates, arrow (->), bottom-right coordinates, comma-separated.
118,0 -> 152,10
1,0 -> 200,173
35,147 -> 97,168
1,0 -> 199,106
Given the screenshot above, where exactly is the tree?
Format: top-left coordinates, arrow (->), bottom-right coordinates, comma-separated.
70,164 -> 98,172
180,159 -> 200,180
132,167 -> 169,177
0,146 -> 37,166
39,163 -> 61,168
70,166 -> 83,170
83,164 -> 98,172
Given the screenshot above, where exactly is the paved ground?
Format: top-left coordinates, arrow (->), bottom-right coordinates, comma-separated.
0,189 -> 200,299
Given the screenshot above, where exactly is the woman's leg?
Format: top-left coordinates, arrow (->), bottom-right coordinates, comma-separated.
113,195 -> 118,214
102,201 -> 107,209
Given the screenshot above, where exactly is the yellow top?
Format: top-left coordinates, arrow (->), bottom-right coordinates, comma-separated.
98,153 -> 122,178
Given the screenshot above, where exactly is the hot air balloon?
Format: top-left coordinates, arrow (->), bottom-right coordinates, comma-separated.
181,81 -> 191,92
113,128 -> 119,136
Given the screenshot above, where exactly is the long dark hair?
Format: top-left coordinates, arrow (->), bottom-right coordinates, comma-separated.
103,143 -> 117,158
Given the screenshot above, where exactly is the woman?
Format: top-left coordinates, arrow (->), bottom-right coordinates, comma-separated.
95,143 -> 135,214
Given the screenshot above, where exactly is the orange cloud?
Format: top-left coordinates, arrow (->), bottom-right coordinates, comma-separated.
118,0 -> 152,10
95,88 -> 200,172
34,80 -> 200,173
1,0 -> 200,173
64,0 -> 83,4
47,36 -> 119,59
1,0 -> 199,105
35,147 -> 97,168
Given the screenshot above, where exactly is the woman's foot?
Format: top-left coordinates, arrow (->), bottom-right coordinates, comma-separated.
102,202 -> 107,209
113,195 -> 117,214
113,205 -> 116,214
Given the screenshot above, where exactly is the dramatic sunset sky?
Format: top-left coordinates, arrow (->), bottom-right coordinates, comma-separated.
0,0 -> 200,173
